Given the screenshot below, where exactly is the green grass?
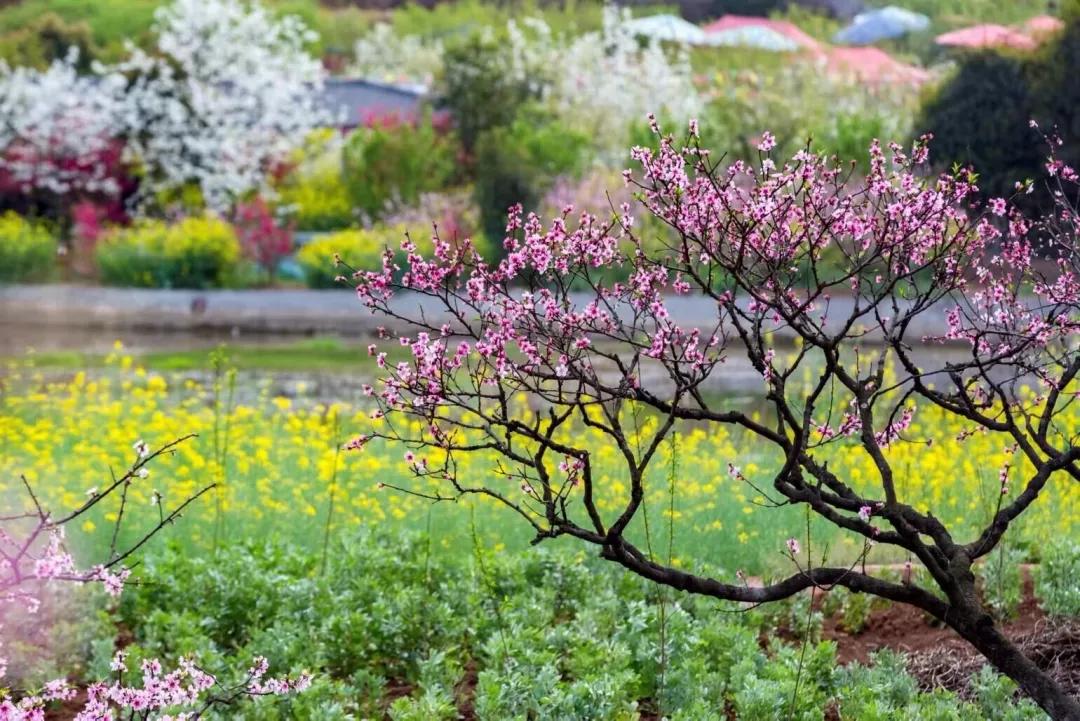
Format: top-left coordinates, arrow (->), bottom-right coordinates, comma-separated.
0,0 -> 161,53
0,0 -> 375,63
6,337 -> 405,373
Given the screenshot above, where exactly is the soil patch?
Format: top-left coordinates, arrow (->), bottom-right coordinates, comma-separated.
825,600 -> 967,665
824,574 -> 1080,698
454,659 -> 478,721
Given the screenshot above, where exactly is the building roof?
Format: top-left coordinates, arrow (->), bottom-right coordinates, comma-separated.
320,78 -> 427,129
825,46 -> 929,85
936,23 -> 1038,51
1023,14 -> 1065,39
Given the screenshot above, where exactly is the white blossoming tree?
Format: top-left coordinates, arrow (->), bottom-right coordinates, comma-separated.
116,0 -> 328,211
547,8 -> 702,157
0,49 -> 127,204
352,23 -> 444,90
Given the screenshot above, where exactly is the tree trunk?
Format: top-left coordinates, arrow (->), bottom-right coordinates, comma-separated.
956,614 -> 1080,720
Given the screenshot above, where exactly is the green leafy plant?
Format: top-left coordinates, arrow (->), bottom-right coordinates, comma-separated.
473,110 -> 589,254
840,590 -> 877,634
978,547 -> 1025,622
1036,542 -> 1080,616
0,211 -> 56,282
440,31 -> 533,153
8,527 -> 1048,721
341,115 -> 458,223
95,215 -> 242,289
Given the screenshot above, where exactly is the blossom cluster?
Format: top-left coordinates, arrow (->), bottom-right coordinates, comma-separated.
1,651 -> 310,721
116,0 -> 327,210
351,125 -> 1008,433
345,119 -> 1080,592
0,435 -> 310,718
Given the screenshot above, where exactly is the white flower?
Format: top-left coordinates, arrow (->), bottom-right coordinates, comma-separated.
133,439 -> 150,458
136,468 -> 150,479
85,486 -> 99,498
0,49 -> 127,197
113,0 -> 328,210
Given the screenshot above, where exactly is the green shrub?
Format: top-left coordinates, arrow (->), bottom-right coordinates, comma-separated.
916,4 -> 1080,215
277,168 -> 355,233
296,226 -> 417,289
1029,1 -> 1080,180
0,0 -> 157,64
0,12 -> 100,70
0,212 -> 56,283
1036,542 -> 1080,616
474,110 -> 589,254
686,64 -> 918,173
916,50 -> 1041,203
440,32 -> 534,153
95,216 -> 241,289
341,116 -> 458,222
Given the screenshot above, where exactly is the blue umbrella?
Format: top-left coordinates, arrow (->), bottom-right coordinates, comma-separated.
833,5 -> 930,45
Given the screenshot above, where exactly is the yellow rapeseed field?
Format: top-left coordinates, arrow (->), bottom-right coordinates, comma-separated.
2,345 -> 1078,575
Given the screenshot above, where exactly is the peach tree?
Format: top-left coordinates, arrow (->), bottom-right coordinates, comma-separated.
350,120 -> 1080,718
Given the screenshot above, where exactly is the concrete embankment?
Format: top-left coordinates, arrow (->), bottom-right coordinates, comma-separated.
0,284 -> 958,340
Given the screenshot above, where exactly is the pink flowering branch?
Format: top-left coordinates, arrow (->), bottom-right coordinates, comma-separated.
348,119 -> 1080,718
0,435 -> 310,719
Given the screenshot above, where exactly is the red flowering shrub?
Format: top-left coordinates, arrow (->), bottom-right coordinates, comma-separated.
233,196 -> 294,282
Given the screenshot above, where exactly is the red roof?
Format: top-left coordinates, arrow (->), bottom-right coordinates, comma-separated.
1022,15 -> 1065,39
936,24 -> 1038,51
825,47 -> 929,85
703,15 -> 823,53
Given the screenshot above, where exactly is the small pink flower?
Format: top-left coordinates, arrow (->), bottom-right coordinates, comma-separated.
786,538 -> 800,556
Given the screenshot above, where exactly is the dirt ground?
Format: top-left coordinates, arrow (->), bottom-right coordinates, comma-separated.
822,574 -> 1080,698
